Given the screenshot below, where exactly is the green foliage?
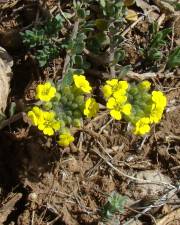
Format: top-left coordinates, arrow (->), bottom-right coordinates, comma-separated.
99,0 -> 126,20
101,192 -> 126,223
166,46 -> 180,69
175,3 -> 180,10
86,0 -> 126,72
62,2 -> 93,86
21,14 -> 64,67
145,24 -> 171,62
118,65 -> 132,78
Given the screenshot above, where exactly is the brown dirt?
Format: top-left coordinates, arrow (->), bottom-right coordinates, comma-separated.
0,1 -> 179,225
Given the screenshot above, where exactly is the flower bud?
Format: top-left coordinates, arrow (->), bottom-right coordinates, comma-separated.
73,110 -> 82,118
142,93 -> 151,102
65,116 -> 72,125
66,93 -> 74,101
43,102 -> 53,110
60,127 -> 69,134
63,86 -> 71,95
75,96 -> 84,105
53,93 -> 61,101
71,103 -> 78,109
66,110 -> 73,117
72,118 -> 82,127
61,96 -> 68,104
66,101 -> 73,107
59,119 -> 65,128
135,108 -> 145,117
129,87 -> 138,95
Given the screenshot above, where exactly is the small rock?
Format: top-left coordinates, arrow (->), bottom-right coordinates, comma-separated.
131,170 -> 172,199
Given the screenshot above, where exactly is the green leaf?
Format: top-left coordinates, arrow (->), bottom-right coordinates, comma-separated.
175,3 -> 180,10
100,0 -> 106,8
150,28 -> 171,49
118,65 -> 131,78
61,70 -> 74,87
167,46 -> 180,69
9,102 -> 16,117
114,49 -> 125,63
77,8 -> 86,18
74,55 -> 83,66
101,192 -> 127,221
45,14 -> 64,36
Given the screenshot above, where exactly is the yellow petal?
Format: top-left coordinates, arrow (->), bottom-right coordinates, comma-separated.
43,127 -> 54,136
110,110 -> 122,120
38,123 -> 45,131
52,121 -> 61,131
102,84 -> 112,99
44,82 -> 51,89
106,79 -> 118,86
107,97 -> 116,109
27,111 -> 38,126
122,103 -> 132,115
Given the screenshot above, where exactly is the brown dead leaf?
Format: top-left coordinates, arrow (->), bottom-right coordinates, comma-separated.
126,9 -> 138,22
135,0 -> 159,21
0,193 -> 22,224
153,0 -> 175,14
124,0 -> 135,7
157,208 -> 180,225
0,47 -> 13,118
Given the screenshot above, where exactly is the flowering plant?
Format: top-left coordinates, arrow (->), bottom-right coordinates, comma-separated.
102,79 -> 167,135
27,76 -> 167,148
27,74 -> 99,147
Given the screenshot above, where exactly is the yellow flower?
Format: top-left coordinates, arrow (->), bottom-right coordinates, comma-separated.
149,103 -> 163,124
117,81 -> 128,90
102,80 -> 128,100
106,79 -> 118,86
58,132 -> 74,147
152,91 -> 167,108
36,82 -> 56,102
106,97 -> 130,120
110,110 -> 122,120
121,103 -> 132,116
84,98 -> 99,118
73,74 -> 92,93
134,117 -> 150,135
102,84 -> 112,99
113,92 -> 127,103
38,111 -> 60,136
27,106 -> 44,126
138,80 -> 151,91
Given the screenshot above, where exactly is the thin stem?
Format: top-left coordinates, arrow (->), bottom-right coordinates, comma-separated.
62,19 -> 80,78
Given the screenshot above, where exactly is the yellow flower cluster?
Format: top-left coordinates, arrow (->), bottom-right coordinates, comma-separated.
27,74 -> 99,147
102,79 -> 131,120
27,77 -> 167,145
102,79 -> 167,136
28,107 -> 60,136
133,90 -> 166,135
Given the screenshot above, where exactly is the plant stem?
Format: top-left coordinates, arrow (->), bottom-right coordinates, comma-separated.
62,19 -> 80,78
